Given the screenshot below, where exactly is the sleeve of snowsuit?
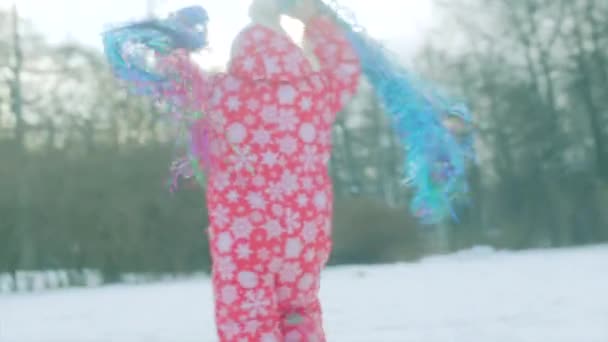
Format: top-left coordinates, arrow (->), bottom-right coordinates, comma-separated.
154,49 -> 219,174
154,49 -> 215,114
304,16 -> 361,114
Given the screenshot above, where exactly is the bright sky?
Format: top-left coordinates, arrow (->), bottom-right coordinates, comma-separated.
11,0 -> 434,68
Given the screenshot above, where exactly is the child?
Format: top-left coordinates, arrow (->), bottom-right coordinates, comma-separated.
103,0 -> 472,340
109,0 -> 359,340
199,1 -> 360,340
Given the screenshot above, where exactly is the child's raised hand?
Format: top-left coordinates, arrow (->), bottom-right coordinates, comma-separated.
283,0 -> 321,23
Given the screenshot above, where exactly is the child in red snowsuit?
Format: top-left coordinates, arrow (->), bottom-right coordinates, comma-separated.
107,0 -> 473,339
158,1 -> 360,340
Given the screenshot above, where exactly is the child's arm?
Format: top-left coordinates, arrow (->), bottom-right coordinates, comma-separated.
154,49 -> 216,114
303,16 -> 361,113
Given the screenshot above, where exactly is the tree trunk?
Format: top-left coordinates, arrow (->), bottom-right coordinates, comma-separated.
10,4 -> 36,271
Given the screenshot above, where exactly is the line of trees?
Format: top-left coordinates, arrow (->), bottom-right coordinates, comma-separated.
418,0 -> 608,247
0,5 -> 419,287
1,0 -> 607,290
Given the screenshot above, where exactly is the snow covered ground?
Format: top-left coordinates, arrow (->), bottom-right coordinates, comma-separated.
1,245 -> 607,342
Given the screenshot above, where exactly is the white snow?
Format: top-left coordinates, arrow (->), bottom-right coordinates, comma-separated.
1,245 -> 608,342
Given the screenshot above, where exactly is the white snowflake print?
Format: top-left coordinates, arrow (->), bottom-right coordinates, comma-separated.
285,209 -> 301,233
211,205 -> 230,227
253,175 -> 266,187
244,320 -> 262,334
226,190 -> 239,203
242,289 -> 271,318
300,145 -> 318,171
279,136 -> 298,155
261,332 -> 280,342
244,114 -> 256,126
278,286 -> 292,301
213,173 -> 230,191
253,129 -> 272,146
338,62 -> 359,79
269,257 -> 283,273
271,36 -> 289,51
267,182 -> 284,201
285,237 -> 303,259
220,285 -> 238,305
235,175 -> 250,189
277,85 -> 297,105
262,151 -> 278,167
261,104 -> 278,123
323,218 -> 332,235
251,28 -> 267,41
315,100 -> 325,113
225,96 -> 241,112
216,257 -> 237,281
302,221 -> 318,243
282,52 -> 302,74
314,191 -> 328,210
280,171 -> 299,195
258,248 -> 271,260
321,152 -> 331,166
238,271 -> 259,289
322,43 -> 338,57
304,249 -> 316,262
279,262 -> 302,283
277,108 -> 299,131
285,331 -> 304,342
220,320 -> 240,339
241,56 -> 255,71
217,232 -> 234,253
236,243 -> 252,259
301,177 -> 314,190
210,87 -> 224,106
224,76 -> 242,91
297,194 -> 309,208
231,216 -> 254,239
247,98 -> 260,111
315,175 -> 325,186
227,123 -> 247,144
319,130 -> 332,146
310,74 -> 324,91
278,156 -> 287,167
247,192 -> 267,210
298,273 -> 315,291
294,292 -> 311,308
313,115 -> 322,125
208,108 -> 227,128
230,146 -> 257,172
299,97 -> 313,111
263,220 -> 282,239
322,109 -> 334,124
249,211 -> 263,224
262,274 -> 274,287
272,204 -> 284,216
264,55 -> 281,75
299,123 -> 316,143
218,307 -> 229,318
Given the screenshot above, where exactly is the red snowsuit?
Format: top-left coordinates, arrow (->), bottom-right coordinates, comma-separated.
186,16 -> 360,341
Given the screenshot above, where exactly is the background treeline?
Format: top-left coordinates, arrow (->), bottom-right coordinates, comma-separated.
1,0 -> 607,291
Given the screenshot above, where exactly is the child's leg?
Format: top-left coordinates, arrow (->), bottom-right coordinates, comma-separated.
209,228 -> 283,342
281,288 -> 325,342
277,230 -> 332,342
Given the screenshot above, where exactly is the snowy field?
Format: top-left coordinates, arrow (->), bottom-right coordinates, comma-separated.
1,245 -> 608,342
